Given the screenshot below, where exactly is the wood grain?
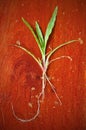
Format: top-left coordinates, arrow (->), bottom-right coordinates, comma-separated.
0,0 -> 86,130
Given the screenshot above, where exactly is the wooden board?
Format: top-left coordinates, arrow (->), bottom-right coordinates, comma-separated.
0,0 -> 86,130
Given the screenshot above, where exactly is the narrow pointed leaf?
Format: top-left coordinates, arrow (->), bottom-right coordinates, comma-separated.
45,6 -> 58,46
22,17 -> 39,44
35,22 -> 44,46
22,17 -> 42,54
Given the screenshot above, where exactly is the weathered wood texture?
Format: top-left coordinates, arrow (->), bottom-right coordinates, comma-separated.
0,0 -> 86,130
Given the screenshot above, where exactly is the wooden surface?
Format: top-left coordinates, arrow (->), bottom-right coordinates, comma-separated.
0,0 -> 86,130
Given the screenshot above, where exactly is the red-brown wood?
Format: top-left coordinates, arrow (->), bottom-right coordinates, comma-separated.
0,0 -> 86,130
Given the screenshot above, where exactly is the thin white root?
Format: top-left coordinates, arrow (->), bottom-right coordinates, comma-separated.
11,92 -> 42,123
41,74 -> 47,101
11,59 -> 63,122
45,74 -> 62,105
11,73 -> 62,123
49,56 -> 72,65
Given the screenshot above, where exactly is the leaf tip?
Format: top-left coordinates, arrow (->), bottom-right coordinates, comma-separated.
78,38 -> 83,44
21,17 -> 24,21
35,21 -> 38,26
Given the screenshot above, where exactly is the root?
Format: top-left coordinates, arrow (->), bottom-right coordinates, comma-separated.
11,72 -> 46,123
49,55 -> 72,65
11,92 -> 42,123
11,73 -> 62,123
11,55 -> 68,122
45,74 -> 62,105
45,55 -> 72,105
41,73 -> 47,101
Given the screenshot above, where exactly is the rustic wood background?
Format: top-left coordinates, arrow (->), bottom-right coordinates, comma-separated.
0,0 -> 86,130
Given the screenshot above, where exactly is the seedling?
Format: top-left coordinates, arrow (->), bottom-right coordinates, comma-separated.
11,6 -> 82,122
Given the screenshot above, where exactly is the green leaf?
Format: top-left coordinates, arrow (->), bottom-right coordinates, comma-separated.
22,17 -> 43,54
44,6 -> 58,46
35,22 -> 44,46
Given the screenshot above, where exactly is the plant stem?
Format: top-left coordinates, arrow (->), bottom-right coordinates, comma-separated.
41,71 -> 46,101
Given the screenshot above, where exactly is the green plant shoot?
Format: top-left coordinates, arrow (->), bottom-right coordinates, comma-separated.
11,6 -> 82,122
